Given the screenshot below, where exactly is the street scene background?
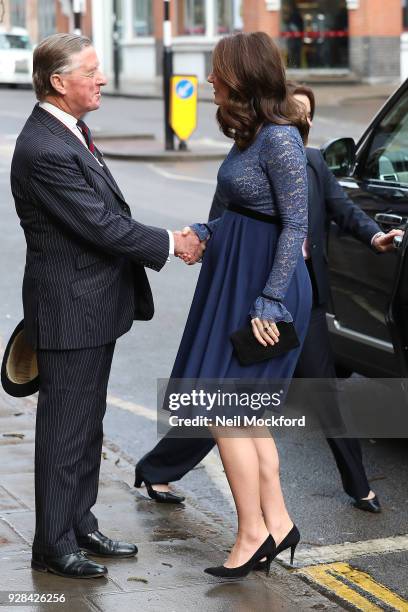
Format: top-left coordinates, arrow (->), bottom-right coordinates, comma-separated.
1,81 -> 408,609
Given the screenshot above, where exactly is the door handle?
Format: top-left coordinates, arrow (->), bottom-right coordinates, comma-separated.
393,235 -> 403,249
374,213 -> 404,226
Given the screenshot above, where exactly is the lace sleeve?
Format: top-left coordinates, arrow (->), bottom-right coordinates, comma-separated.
250,125 -> 308,322
190,218 -> 221,241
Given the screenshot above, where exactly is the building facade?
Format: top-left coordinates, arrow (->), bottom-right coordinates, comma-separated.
0,0 -> 93,43
0,1 -> 404,82
92,0 -> 405,84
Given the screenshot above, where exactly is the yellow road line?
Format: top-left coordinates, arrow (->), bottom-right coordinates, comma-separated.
333,563 -> 408,611
299,562 -> 408,611
300,564 -> 383,611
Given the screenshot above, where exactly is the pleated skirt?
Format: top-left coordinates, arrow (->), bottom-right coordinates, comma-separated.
171,209 -> 312,389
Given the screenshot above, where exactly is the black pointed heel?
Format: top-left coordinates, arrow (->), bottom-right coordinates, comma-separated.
134,470 -> 143,488
204,535 -> 275,579
290,542 -> 298,565
134,469 -> 185,504
276,525 -> 300,565
254,524 -> 300,571
265,553 -> 273,576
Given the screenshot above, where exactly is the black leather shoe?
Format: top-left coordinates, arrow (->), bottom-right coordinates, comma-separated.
353,495 -> 382,513
134,469 -> 185,504
77,530 -> 138,558
31,551 -> 107,579
204,535 -> 275,579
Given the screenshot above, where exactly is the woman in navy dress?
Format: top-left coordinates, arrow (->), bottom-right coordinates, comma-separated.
172,32 -> 312,577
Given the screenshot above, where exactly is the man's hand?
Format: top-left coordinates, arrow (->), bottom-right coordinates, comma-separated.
173,228 -> 206,264
373,229 -> 404,253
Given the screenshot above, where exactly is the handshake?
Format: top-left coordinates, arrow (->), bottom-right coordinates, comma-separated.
172,227 -> 207,265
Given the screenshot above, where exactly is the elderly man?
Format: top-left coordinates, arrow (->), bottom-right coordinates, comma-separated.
11,33 -> 202,579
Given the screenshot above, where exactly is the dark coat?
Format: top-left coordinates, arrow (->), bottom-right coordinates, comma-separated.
11,104 -> 169,350
209,146 -> 381,306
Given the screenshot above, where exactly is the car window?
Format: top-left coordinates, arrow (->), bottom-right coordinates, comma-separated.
361,91 -> 408,186
0,34 -> 31,50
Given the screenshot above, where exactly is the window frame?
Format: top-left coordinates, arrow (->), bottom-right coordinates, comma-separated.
356,86 -> 408,189
132,0 -> 154,38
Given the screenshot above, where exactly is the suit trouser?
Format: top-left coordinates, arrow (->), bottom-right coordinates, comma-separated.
33,343 -> 115,556
136,305 -> 370,500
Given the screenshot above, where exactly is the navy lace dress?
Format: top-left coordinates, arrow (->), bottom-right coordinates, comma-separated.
171,123 -> 312,387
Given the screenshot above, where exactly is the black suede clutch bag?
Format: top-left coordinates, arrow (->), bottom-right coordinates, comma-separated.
230,322 -> 300,366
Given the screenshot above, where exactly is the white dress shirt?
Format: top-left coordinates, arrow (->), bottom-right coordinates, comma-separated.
38,101 -> 174,255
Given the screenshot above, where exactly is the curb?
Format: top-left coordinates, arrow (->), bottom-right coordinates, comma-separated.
94,132 -> 155,141
103,90 -> 214,104
101,149 -> 227,162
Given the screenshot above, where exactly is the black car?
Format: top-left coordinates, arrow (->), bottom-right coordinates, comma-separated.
321,80 -> 408,379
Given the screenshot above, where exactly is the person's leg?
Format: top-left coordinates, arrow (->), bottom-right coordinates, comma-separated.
33,345 -> 113,556
211,428 -> 269,567
326,438 -> 371,500
295,304 -> 372,500
73,343 -> 116,537
252,430 -> 293,546
136,429 -> 215,492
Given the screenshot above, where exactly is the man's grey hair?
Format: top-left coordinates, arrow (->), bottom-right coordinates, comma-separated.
33,33 -> 92,101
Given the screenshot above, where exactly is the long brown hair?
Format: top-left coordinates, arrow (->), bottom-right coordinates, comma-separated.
212,32 -> 308,150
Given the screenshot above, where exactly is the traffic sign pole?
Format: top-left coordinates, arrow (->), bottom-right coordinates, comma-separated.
163,0 -> 174,151
170,75 -> 198,149
72,0 -> 82,35
113,0 -> 120,91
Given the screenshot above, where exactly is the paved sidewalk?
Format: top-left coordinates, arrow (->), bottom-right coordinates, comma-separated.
104,77 -> 399,107
0,389 -> 339,611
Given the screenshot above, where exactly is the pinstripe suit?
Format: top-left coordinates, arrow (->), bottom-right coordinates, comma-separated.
11,104 -> 169,556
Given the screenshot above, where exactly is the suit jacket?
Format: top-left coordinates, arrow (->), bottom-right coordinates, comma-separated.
304,147 -> 380,305
208,146 -> 381,306
11,104 -> 169,350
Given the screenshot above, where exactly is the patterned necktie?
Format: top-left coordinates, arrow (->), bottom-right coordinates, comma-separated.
76,119 -> 95,154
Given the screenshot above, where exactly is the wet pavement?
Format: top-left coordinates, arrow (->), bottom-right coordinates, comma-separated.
0,390 -> 339,611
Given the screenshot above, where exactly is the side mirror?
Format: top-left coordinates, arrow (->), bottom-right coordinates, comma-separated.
320,137 -> 356,177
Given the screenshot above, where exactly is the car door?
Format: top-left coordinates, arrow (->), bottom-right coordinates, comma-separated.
326,85 -> 408,377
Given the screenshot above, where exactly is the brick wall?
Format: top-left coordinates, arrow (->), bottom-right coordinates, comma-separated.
56,0 -> 93,38
350,36 -> 401,80
348,0 -> 402,79
243,0 -> 280,38
348,0 -> 402,38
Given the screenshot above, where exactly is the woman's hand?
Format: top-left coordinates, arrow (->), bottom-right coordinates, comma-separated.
251,318 -> 280,346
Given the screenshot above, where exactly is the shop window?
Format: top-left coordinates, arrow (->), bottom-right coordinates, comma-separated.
38,0 -> 57,39
177,0 -> 206,35
132,0 -> 153,36
11,0 -> 26,28
218,0 -> 242,34
281,0 -> 349,69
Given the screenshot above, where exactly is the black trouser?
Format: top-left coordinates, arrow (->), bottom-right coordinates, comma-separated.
33,343 -> 115,556
136,306 -> 370,500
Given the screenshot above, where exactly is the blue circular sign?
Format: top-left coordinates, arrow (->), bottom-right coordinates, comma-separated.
176,79 -> 195,100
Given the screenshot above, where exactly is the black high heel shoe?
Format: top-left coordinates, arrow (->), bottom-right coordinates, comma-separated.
254,524 -> 300,571
134,469 -> 185,504
204,535 -> 275,579
353,494 -> 381,513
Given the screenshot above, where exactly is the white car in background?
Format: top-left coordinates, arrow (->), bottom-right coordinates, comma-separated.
0,27 -> 33,86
